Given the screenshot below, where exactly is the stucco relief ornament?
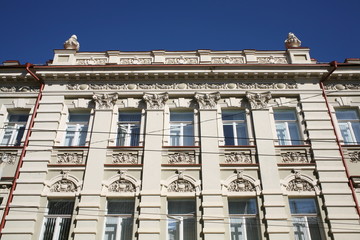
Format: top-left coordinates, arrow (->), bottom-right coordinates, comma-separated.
168,152 -> 195,164
228,179 -> 255,192
112,153 -> 138,164
143,92 -> 169,109
286,179 -> 314,192
50,180 -> 77,192
281,152 -> 309,163
349,151 -> 360,163
57,153 -> 83,164
168,179 -> 195,192
246,91 -> 272,109
108,180 -> 135,192
194,92 -> 221,109
0,153 -> 16,165
285,32 -> 301,48
225,152 -> 251,164
64,35 -> 80,51
92,93 -> 118,109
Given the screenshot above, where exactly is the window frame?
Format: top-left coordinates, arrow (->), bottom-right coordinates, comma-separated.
169,111 -> 195,147
222,109 -> 249,146
64,113 -> 90,146
335,108 -> 360,145
273,109 -> 303,146
117,111 -> 142,147
0,113 -> 29,146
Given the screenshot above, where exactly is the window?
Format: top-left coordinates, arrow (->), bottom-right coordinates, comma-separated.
41,200 -> 74,240
0,113 -> 28,146
222,110 -> 248,145
167,199 -> 196,240
117,112 -> 141,146
289,198 -> 323,240
228,198 -> 260,240
104,199 -> 135,240
335,109 -> 360,145
274,110 -> 302,145
64,113 -> 89,146
170,111 -> 194,146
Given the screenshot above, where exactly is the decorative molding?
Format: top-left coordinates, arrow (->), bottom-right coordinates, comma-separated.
168,152 -> 195,164
168,179 -> 195,192
77,57 -> 107,65
92,92 -> 118,109
0,153 -> 16,165
246,91 -> 272,109
112,153 -> 138,164
257,56 -> 288,64
349,151 -> 360,163
165,56 -> 198,64
67,82 -> 297,91
57,153 -> 83,164
285,32 -> 301,48
211,56 -> 244,64
143,92 -> 169,109
281,152 -> 309,163
50,179 -> 77,192
225,152 -> 252,164
228,179 -> 255,192
119,58 -> 152,64
108,180 -> 136,192
324,84 -> 360,90
64,35 -> 80,50
286,179 -> 314,192
0,86 -> 39,92
194,92 -> 220,109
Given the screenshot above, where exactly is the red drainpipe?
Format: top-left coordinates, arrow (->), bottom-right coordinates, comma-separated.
319,60 -> 360,216
0,63 -> 44,234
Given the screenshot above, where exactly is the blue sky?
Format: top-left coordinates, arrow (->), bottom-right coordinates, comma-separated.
1,0 -> 359,65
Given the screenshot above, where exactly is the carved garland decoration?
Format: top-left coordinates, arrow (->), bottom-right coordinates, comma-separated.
168,179 -> 195,192
286,179 -> 314,192
50,179 -> 77,192
168,152 -> 195,164
108,180 -> 136,192
0,86 -> 39,92
112,153 -> 138,164
257,56 -> 288,64
57,153 -> 83,164
225,152 -> 252,164
281,152 -> 309,163
228,179 -> 255,192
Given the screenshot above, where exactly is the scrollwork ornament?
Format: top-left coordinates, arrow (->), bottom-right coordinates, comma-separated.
108,180 -> 135,192
92,93 -> 118,109
194,92 -> 221,109
50,180 -> 77,192
168,179 -> 195,192
168,152 -> 195,164
228,179 -> 255,192
225,152 -> 252,164
112,153 -> 138,164
0,153 -> 16,165
57,153 -> 83,164
143,92 -> 169,109
286,179 -> 314,192
246,91 -> 272,109
349,151 -> 360,163
281,152 -> 309,163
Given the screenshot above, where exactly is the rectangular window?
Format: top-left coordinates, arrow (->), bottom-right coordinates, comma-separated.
64,113 -> 89,146
274,110 -> 302,145
170,111 -> 194,146
335,109 -> 360,145
41,200 -> 74,240
289,198 -> 323,240
167,199 -> 196,240
117,112 -> 141,146
228,198 -> 260,240
104,199 -> 135,240
0,113 -> 29,146
222,110 -> 248,145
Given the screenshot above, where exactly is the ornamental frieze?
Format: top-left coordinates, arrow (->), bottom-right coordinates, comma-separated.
211,57 -> 244,64
50,179 -> 77,192
168,179 -> 195,192
0,153 -> 16,165
67,82 -> 297,91
108,180 -> 136,192
0,86 -> 39,92
225,152 -> 252,164
168,152 -> 195,164
165,57 -> 198,64
286,179 -> 314,192
57,153 -> 83,164
349,151 -> 360,163
281,152 -> 309,163
228,179 -> 255,192
77,57 -> 107,65
324,84 -> 360,90
257,56 -> 288,64
119,58 -> 152,64
112,153 -> 138,164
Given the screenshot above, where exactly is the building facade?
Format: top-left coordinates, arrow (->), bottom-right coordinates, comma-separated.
0,33 -> 360,240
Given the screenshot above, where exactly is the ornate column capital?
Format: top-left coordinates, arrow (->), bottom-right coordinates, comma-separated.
143,92 -> 169,109
92,92 -> 118,110
246,91 -> 272,110
194,91 -> 221,109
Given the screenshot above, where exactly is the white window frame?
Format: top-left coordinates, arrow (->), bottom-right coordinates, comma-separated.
274,109 -> 302,146
335,109 -> 360,145
169,111 -> 194,146
0,114 -> 28,146
167,199 -> 196,240
64,113 -> 89,146
222,110 -> 248,146
117,112 -> 141,146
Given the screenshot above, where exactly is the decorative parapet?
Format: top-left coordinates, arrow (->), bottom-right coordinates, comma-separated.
225,152 -> 252,164
165,56 -> 198,64
57,153 -> 83,164
143,92 -> 169,109
119,58 -> 152,65
211,56 -> 244,64
77,57 -> 107,65
194,92 -> 221,109
168,152 -> 195,164
93,92 -> 118,109
112,153 -> 138,164
67,82 -> 297,91
246,91 -> 272,110
0,152 -> 17,165
257,56 -> 288,64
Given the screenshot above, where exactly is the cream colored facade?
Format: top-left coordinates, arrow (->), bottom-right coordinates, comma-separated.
0,34 -> 360,240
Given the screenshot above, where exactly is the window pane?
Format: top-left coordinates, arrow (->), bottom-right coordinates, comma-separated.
222,110 -> 246,121
308,217 -> 322,240
58,218 -> 72,240
170,112 -> 193,122
183,217 -> 196,240
230,217 -> 245,240
288,122 -> 301,145
168,218 -> 180,240
223,124 -> 235,145
246,217 -> 260,240
236,123 -> 248,145
65,125 -> 77,146
108,200 -> 135,215
292,217 -> 308,240
119,112 -> 141,122
104,217 -> 118,240
289,198 -> 317,214
274,111 -> 297,121
42,217 -> 56,240
229,199 -> 257,215
1,128 -> 14,146
351,122 -> 360,144
335,109 -> 359,120
69,114 -> 89,122
48,200 -> 74,215
183,124 -> 194,146
78,124 -> 88,146
120,217 -> 133,240
168,200 -> 196,215
170,125 -> 181,146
